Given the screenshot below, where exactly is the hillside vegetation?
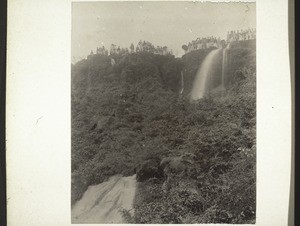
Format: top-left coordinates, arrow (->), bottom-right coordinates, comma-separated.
71,45 -> 256,223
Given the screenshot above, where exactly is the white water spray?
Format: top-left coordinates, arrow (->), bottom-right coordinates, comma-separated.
221,49 -> 226,89
190,48 -> 221,100
180,70 -> 184,94
221,43 -> 231,89
72,175 -> 136,224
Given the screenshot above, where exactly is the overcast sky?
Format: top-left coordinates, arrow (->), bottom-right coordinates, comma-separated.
72,1 -> 255,62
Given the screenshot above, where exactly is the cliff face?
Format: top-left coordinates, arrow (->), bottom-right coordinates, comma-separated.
181,40 -> 256,96
72,52 -> 185,98
225,40 -> 256,86
72,40 -> 256,103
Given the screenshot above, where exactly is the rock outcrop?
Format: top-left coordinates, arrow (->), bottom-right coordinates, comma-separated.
160,152 -> 197,193
135,158 -> 163,182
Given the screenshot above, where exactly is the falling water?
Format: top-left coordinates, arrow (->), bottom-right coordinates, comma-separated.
180,70 -> 184,94
72,175 -> 136,224
221,43 -> 231,89
190,48 -> 221,100
221,49 -> 226,89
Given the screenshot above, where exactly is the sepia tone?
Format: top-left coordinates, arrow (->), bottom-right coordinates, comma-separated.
71,1 -> 256,224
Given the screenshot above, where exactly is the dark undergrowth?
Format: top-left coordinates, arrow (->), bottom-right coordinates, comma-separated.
132,73 -> 256,224
71,46 -> 256,223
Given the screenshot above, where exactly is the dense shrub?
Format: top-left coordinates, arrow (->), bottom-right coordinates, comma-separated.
72,47 -> 256,223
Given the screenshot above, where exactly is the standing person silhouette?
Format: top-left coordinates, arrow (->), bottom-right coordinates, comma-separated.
130,43 -> 134,53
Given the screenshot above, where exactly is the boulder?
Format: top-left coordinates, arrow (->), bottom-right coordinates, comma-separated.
160,152 -> 196,176
160,152 -> 197,193
136,158 -> 163,182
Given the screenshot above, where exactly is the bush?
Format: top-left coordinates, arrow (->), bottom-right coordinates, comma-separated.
136,158 -> 163,182
72,48 -> 256,223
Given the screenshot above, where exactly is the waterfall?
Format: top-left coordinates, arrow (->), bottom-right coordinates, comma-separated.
190,48 -> 221,100
221,43 -> 231,89
72,175 -> 136,223
221,48 -> 226,89
180,70 -> 184,94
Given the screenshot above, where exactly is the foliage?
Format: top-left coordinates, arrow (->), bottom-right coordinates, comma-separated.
71,47 -> 256,223
120,209 -> 135,223
182,45 -> 188,51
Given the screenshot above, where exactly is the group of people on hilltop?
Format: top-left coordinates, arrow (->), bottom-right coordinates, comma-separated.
110,44 -> 130,55
183,28 -> 256,54
185,36 -> 223,53
226,28 -> 256,42
88,28 -> 257,58
96,46 -> 108,55
134,40 -> 173,55
89,46 -> 110,56
89,40 -> 173,58
89,45 -> 130,56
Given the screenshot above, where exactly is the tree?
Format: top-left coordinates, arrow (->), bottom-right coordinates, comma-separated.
182,45 -> 188,51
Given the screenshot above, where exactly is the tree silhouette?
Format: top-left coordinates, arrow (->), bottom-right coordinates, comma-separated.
182,45 -> 188,51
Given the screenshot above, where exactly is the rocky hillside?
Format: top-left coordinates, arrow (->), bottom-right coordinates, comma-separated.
71,52 -> 184,204
71,44 -> 256,223
182,39 -> 256,96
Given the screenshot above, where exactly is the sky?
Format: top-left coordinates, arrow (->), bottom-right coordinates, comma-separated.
72,1 -> 256,62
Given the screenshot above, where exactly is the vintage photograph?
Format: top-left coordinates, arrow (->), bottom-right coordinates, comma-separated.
71,1 -> 256,224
